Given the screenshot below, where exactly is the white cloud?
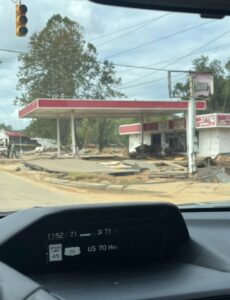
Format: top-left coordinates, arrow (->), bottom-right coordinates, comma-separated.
0,104 -> 29,129
67,1 -> 95,32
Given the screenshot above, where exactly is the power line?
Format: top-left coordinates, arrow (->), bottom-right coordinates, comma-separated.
96,13 -> 171,47
130,45 -> 225,69
120,71 -> 230,92
0,48 -> 27,54
120,29 -> 230,89
1,26 -> 229,94
119,73 -> 185,91
105,20 -> 215,59
147,42 -> 230,68
116,42 -> 230,75
113,63 -> 187,72
0,15 -> 169,56
119,76 -> 167,90
163,30 -> 230,68
91,13 -> 171,42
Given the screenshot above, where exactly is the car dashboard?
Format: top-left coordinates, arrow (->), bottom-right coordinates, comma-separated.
1,202 -> 230,300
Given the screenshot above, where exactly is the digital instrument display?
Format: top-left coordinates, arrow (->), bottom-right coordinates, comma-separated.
0,203 -> 189,273
45,221 -> 164,267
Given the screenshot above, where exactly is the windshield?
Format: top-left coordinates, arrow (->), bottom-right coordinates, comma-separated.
0,0 -> 230,212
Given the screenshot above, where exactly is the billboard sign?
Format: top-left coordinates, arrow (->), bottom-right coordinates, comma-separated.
196,114 -> 216,128
216,114 -> 230,126
196,114 -> 230,128
193,72 -> 214,100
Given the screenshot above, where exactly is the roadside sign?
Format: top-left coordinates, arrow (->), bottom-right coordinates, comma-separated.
193,72 -> 214,100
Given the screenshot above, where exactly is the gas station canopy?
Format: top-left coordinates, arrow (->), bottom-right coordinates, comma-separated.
19,98 -> 206,158
19,99 -> 206,119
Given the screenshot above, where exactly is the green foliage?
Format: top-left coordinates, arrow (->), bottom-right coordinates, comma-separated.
223,62 -> 230,112
172,55 -> 230,113
172,81 -> 189,99
73,117 -> 127,149
17,14 -> 125,150
0,123 -> 12,131
24,119 -> 56,139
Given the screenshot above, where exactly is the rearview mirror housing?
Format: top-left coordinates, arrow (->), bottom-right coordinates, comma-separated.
90,0 -> 229,19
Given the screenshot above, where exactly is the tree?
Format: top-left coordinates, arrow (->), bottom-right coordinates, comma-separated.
172,55 -> 227,113
0,123 -> 12,131
24,119 -> 56,139
172,81 -> 189,99
223,61 -> 230,112
17,14 -> 125,149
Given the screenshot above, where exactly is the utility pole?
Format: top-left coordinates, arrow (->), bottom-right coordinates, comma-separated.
188,72 -> 197,174
168,70 -> 213,175
141,114 -> 144,157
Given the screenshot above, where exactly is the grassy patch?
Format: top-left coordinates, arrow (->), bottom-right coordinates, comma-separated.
64,172 -> 105,181
61,170 -> 151,185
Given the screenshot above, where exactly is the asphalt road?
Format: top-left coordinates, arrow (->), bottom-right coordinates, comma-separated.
0,170 -> 92,212
1,170 -> 230,212
0,170 -> 153,212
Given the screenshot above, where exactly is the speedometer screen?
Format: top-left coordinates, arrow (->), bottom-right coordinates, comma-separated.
45,221 -> 164,268
0,204 -> 189,273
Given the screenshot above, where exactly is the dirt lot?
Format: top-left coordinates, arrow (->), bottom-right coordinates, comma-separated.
0,159 -> 229,212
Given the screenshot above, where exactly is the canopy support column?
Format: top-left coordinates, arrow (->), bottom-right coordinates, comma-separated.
71,112 -> 76,157
161,132 -> 166,156
56,117 -> 61,158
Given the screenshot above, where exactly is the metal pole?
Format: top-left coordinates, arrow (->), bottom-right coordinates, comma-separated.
168,71 -> 172,97
56,117 -> 61,158
161,132 -> 166,156
185,111 -> 189,153
70,112 -> 76,157
141,114 -> 144,157
19,135 -> 22,153
188,72 -> 197,174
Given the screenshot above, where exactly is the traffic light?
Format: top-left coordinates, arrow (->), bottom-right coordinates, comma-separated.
16,4 -> 28,37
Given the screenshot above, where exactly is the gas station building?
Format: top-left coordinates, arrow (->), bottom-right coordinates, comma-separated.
120,113 -> 230,157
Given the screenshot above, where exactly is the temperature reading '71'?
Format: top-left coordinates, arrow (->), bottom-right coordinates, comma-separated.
97,228 -> 112,236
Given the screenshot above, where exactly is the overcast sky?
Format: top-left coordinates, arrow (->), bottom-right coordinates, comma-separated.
0,0 -> 230,129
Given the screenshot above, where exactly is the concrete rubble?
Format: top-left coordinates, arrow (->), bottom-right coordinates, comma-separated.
16,151 -> 230,185
197,166 -> 230,183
